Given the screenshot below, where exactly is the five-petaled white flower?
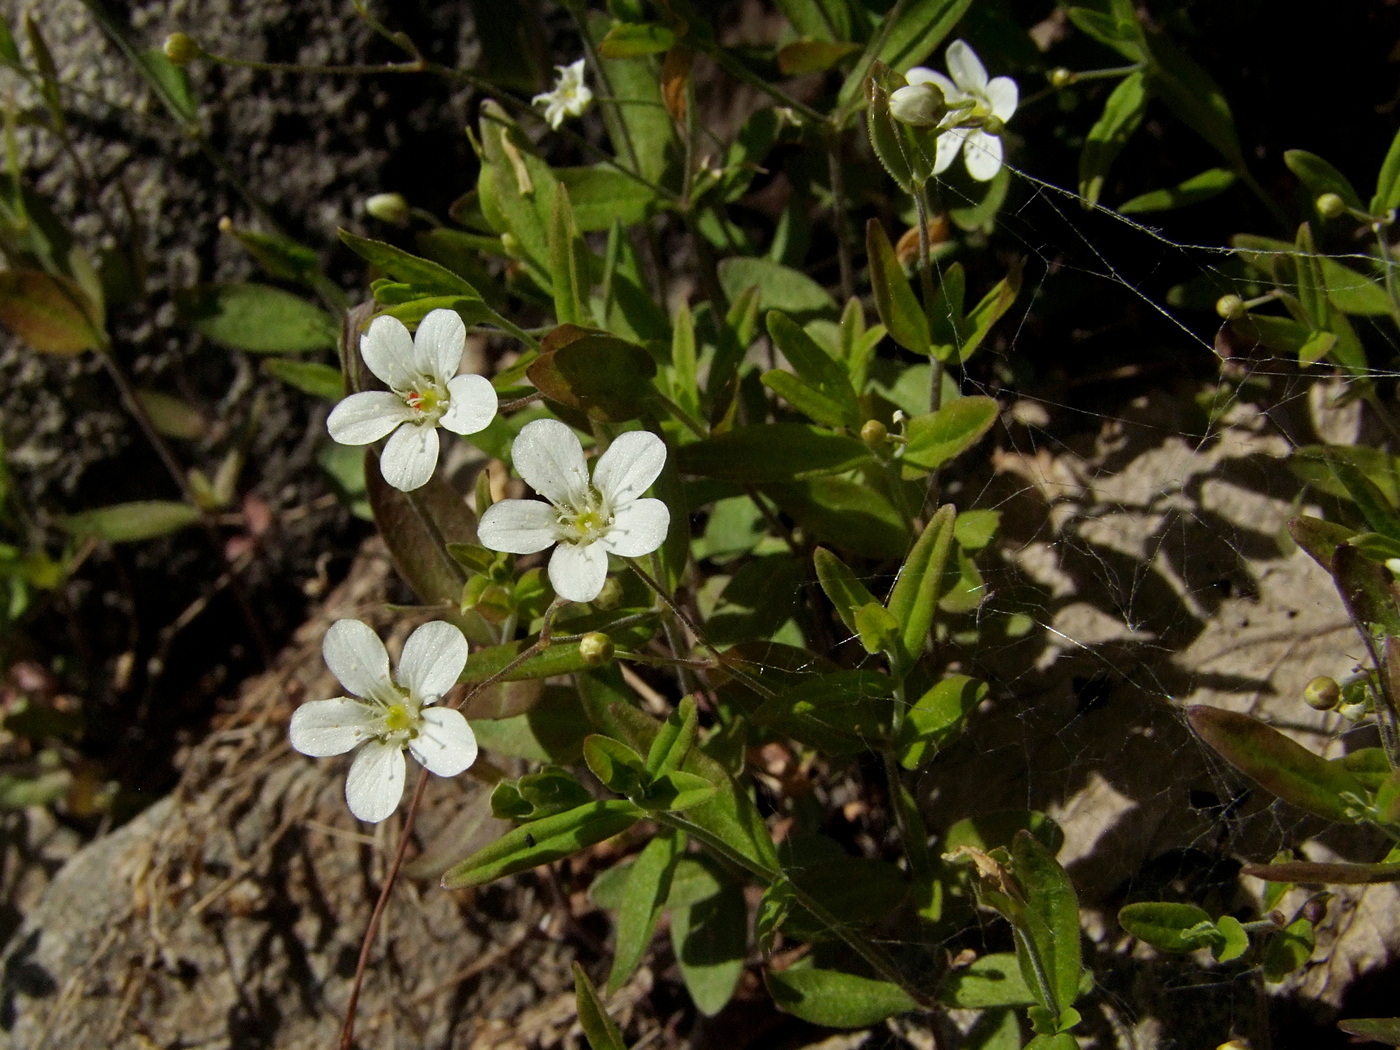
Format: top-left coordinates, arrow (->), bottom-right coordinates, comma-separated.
327,308 -> 498,492
290,619 -> 478,823
533,59 -> 594,130
477,418 -> 669,603
905,39 -> 1018,181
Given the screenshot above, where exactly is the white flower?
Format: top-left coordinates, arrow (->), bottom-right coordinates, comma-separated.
327,309 -> 498,492
289,619 -> 478,823
477,418 -> 669,603
533,59 -> 594,130
906,39 -> 1018,181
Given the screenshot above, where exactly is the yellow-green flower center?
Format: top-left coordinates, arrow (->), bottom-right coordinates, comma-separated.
404,384 -> 445,422
383,702 -> 414,733
562,506 -> 610,545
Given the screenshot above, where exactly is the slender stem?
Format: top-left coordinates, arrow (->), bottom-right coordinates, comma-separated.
827,131 -> 855,304
205,53 -> 426,77
337,767 -> 430,1050
448,598 -> 570,712
912,184 -> 944,414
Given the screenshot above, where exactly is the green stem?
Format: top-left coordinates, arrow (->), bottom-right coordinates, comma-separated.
912,184 -> 944,414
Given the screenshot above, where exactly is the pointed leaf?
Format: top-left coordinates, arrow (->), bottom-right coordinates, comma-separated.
814,546 -> 879,639
442,800 -> 641,888
574,963 -> 628,1050
670,869 -> 747,1016
1240,861 -> 1400,885
1012,830 -> 1083,1018
902,397 -> 999,473
1373,123 -> 1400,216
1285,150 -> 1364,213
607,828 -> 682,993
63,500 -> 200,543
1117,168 -> 1236,214
766,967 -> 917,1028
866,219 -> 930,354
1338,1019 -> 1400,1046
886,504 -> 957,666
177,283 -> 336,353
675,424 -> 869,482
1118,901 -> 1215,952
765,310 -> 861,428
1079,71 -> 1147,208
0,269 -> 103,354
938,953 -> 1036,1008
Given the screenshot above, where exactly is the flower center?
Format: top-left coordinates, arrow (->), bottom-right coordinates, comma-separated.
383,702 -> 415,734
404,383 -> 446,423
560,504 -> 611,545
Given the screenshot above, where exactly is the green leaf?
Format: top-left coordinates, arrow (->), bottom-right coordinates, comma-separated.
1079,71 -> 1147,209
0,19 -> 20,67
607,828 -> 682,992
1062,0 -> 1146,61
768,476 -> 909,560
62,500 -> 200,543
1262,916 -> 1314,982
955,262 -> 1021,365
766,967 -> 917,1028
135,47 -> 197,125
478,100 -> 560,280
639,770 -> 718,811
557,166 -> 657,231
548,187 -> 591,326
1338,1019 -> 1400,1047
855,601 -> 902,656
774,0 -> 851,41
585,13 -> 675,186
864,73 -> 917,194
866,219 -> 930,354
645,696 -> 698,776
599,21 -> 675,58
939,953 -> 1036,1008
1213,915 -> 1249,962
262,358 -> 344,401
814,547 -> 879,639
753,669 -> 894,754
583,735 -> 650,796
838,0 -> 973,104
717,257 -> 837,322
1011,830 -> 1083,1019
339,230 -> 481,298
885,504 -> 957,668
1334,543 -> 1400,638
1232,234 -> 1393,316
0,269 -> 103,354
471,687 -> 593,762
1288,515 -> 1357,570
1118,901 -> 1216,952
670,866 -> 747,1016
527,325 -> 658,422
764,310 -> 861,428
1284,150 -> 1364,214
1240,860 -> 1400,885
177,283 -> 336,353
133,389 -> 205,440
955,509 -> 1002,550
777,38 -> 861,76
441,800 -> 642,889
1117,168 -> 1236,214
902,396 -> 999,473
676,424 -> 870,482
1373,124 -> 1400,216
944,810 -> 1064,857
897,674 -> 987,769
1143,33 -> 1245,172
573,963 -> 628,1050
1187,705 -> 1367,822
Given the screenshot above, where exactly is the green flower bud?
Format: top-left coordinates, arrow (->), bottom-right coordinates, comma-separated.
591,576 -> 624,611
1303,675 -> 1340,711
1048,67 -> 1075,90
860,419 -> 888,447
1215,294 -> 1246,321
1338,700 -> 1370,722
163,32 -> 201,66
579,632 -> 614,666
889,82 -> 948,128
364,192 -> 410,226
1315,192 -> 1345,220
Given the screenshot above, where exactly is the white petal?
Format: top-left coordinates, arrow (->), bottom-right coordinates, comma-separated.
414,308 -> 465,382
933,126 -> 967,175
478,499 -> 560,554
397,620 -> 468,702
380,423 -> 440,491
409,707 -> 478,777
289,698 -> 376,757
592,430 -> 667,507
440,373 -> 498,435
600,498 -> 669,557
360,314 -> 416,391
345,740 -> 406,823
986,76 -> 1019,122
548,541 -> 610,603
946,39 -> 988,94
511,418 -> 590,508
327,391 -> 411,445
323,619 -> 395,702
963,130 -> 1004,181
906,67 -> 959,101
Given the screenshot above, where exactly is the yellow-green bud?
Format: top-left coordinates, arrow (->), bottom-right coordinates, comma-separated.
364,192 -> 410,226
579,632 -> 614,666
1049,67 -> 1074,90
1338,700 -> 1369,722
888,82 -> 948,128
591,576 -> 624,611
1303,675 -> 1340,711
1315,192 -> 1345,220
860,419 -> 888,447
1216,294 -> 1246,321
164,32 -> 200,66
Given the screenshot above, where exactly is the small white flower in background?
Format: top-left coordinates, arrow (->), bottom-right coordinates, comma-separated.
327,308 -> 498,492
290,619 -> 477,823
477,418 -> 670,604
533,59 -> 594,130
905,39 -> 1018,181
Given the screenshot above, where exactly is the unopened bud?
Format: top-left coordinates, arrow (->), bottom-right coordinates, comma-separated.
579,632 -> 614,666
591,576 -> 624,611
1303,675 -> 1341,711
889,82 -> 948,128
1216,294 -> 1246,321
364,192 -> 410,226
1387,557 -> 1400,580
1301,897 -> 1327,925
1338,700 -> 1370,722
1049,67 -> 1074,89
163,32 -> 200,66
861,419 -> 888,447
1315,192 -> 1345,220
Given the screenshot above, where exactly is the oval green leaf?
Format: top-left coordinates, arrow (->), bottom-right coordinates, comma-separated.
177,283 -> 337,353
766,967 -> 917,1028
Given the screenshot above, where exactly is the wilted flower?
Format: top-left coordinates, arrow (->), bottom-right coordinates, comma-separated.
533,59 -> 594,130
327,309 -> 498,492
290,619 -> 477,823
477,418 -> 669,603
906,39 -> 1018,181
